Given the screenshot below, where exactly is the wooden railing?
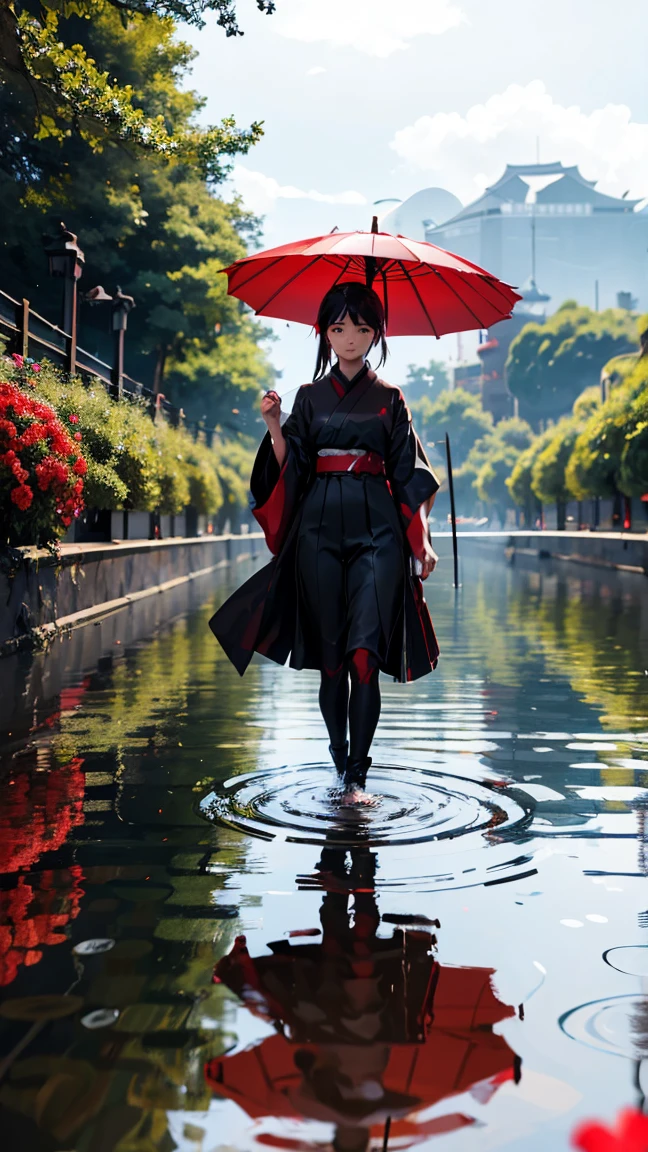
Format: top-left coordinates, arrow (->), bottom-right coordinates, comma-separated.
0,288 -> 210,437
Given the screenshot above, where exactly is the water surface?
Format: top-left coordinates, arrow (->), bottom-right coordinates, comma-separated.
1,550 -> 647,1151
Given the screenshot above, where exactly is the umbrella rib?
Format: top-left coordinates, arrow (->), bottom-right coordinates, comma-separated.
429,266 -> 489,328
226,253 -> 288,294
475,274 -> 521,308
453,271 -> 519,319
329,255 -> 354,290
253,253 -> 339,314
398,262 -> 440,339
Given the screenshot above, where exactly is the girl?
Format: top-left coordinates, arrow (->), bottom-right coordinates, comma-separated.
210,282 -> 440,793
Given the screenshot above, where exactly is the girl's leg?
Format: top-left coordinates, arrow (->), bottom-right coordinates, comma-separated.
348,648 -> 381,768
319,663 -> 349,765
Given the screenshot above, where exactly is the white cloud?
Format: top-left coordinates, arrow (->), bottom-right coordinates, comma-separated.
306,65 -> 326,76
276,0 -> 465,58
231,166 -> 367,216
390,81 -> 648,203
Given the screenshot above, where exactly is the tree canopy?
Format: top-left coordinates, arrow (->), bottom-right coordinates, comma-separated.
0,1 -> 273,164
566,357 -> 648,500
403,358 -> 450,403
0,1 -> 274,428
461,416 -> 534,518
506,302 -> 637,427
506,426 -> 556,522
410,388 -> 493,468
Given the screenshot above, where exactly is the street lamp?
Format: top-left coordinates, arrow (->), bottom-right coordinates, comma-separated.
43,222 -> 85,374
111,286 -> 136,398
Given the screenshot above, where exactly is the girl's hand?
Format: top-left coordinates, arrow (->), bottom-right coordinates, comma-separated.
261,390 -> 282,428
420,539 -> 438,580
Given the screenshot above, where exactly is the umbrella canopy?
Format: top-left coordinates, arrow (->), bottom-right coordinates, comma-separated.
221,218 -> 521,337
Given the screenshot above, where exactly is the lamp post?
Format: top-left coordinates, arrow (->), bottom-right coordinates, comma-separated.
111,286 -> 135,398
43,222 -> 85,374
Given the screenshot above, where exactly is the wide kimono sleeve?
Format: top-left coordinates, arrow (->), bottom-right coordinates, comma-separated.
249,385 -> 312,555
386,389 -> 441,563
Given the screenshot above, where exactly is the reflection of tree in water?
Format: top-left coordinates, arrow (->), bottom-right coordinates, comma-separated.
207,837 -> 521,1150
631,999 -> 648,1109
497,567 -> 648,732
0,599 -> 263,1150
456,562 -> 648,841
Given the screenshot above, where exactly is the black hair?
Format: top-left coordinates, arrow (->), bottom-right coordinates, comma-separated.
313,281 -> 388,381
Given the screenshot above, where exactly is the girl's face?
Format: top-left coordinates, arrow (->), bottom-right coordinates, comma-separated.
327,312 -> 376,363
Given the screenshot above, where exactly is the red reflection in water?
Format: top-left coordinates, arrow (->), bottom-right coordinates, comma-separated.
0,754 -> 86,985
206,845 -> 519,1149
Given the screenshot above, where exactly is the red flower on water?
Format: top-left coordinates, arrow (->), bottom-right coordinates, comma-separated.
68,413 -> 79,424
10,484 -> 33,510
572,1109 -> 648,1151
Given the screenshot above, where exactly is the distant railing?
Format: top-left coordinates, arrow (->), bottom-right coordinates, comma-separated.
0,288 -> 216,439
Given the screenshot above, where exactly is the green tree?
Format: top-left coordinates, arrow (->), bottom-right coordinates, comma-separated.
474,445 -> 520,521
0,3 -> 274,424
459,416 -> 534,520
506,302 -> 636,427
0,1 -> 273,161
618,386 -> 648,497
403,358 -> 450,403
531,415 -> 581,507
506,426 -> 556,525
565,362 -> 647,499
410,389 -> 493,467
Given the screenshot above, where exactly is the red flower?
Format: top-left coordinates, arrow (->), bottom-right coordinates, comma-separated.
19,422 -> 48,448
31,364 -> 41,373
572,1109 -> 648,1151
74,431 -> 82,442
10,485 -> 33,511
11,461 -> 29,483
0,418 -> 17,439
72,456 -> 87,476
68,413 -> 79,424
11,353 -> 24,368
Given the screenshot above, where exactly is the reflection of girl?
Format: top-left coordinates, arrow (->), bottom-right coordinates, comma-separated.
211,282 -> 440,792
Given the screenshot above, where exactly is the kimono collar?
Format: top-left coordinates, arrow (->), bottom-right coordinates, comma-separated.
330,361 -> 370,393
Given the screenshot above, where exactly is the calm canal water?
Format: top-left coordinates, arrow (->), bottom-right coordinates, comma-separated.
0,548 -> 647,1152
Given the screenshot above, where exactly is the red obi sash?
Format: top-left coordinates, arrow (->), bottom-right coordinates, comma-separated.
316,451 -> 385,476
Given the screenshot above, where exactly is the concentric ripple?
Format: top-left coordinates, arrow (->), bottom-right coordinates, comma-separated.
559,995 -> 648,1059
199,763 -> 532,849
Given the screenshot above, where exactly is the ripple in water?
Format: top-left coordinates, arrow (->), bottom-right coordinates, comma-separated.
199,763 -> 532,850
560,994 -> 648,1059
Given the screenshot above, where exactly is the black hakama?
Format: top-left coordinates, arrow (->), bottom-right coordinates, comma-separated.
210,364 -> 440,682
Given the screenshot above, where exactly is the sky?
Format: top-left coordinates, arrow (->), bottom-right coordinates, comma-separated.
181,0 -> 648,393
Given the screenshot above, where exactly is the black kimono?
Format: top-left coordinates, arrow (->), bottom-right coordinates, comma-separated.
210,363 -> 440,683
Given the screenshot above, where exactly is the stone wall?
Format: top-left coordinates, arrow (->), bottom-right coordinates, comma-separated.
0,533 -> 267,653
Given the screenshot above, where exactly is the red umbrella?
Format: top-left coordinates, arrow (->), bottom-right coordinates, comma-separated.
222,218 -> 521,337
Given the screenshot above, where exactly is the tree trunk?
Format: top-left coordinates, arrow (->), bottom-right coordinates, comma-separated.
153,343 -> 168,395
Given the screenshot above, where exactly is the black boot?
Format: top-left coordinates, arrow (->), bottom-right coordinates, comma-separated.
329,741 -> 348,775
343,756 -> 371,792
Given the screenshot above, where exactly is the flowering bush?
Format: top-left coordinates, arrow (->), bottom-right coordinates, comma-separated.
0,381 -> 87,546
0,353 -> 254,543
